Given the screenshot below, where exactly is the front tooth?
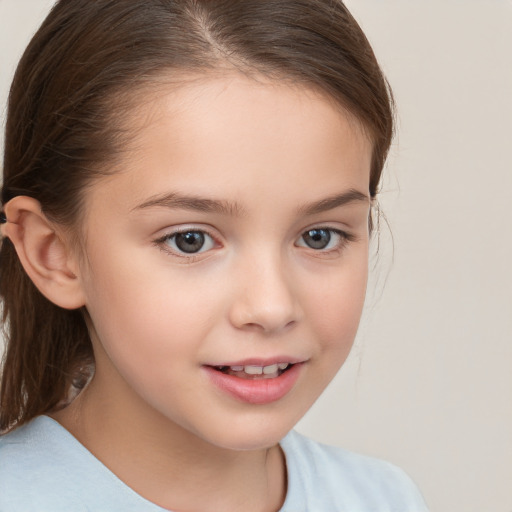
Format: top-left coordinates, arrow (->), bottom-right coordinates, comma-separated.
230,366 -> 244,371
278,363 -> 289,370
263,364 -> 279,375
244,365 -> 263,375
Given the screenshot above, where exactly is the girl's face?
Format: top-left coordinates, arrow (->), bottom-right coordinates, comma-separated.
77,74 -> 372,450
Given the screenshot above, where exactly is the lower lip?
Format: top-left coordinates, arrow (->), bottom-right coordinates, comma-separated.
203,364 -> 302,405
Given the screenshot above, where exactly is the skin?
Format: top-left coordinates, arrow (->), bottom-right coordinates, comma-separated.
48,73 -> 373,511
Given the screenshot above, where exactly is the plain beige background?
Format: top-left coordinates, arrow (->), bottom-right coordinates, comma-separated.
1,1 -> 511,511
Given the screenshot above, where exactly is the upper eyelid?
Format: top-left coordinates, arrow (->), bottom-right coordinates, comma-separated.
154,225 -> 219,241
153,224 -> 351,238
152,223 -> 354,245
301,219 -> 352,230
300,226 -> 358,245
296,227 -> 350,244
298,225 -> 351,238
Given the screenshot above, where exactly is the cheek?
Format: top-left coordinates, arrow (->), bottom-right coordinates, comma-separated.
82,272 -> 204,408
81,250 -> 221,365
308,256 -> 368,357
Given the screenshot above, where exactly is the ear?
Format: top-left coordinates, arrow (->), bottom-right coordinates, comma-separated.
2,196 -> 86,309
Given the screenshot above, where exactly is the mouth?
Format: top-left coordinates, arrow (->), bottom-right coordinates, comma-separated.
211,363 -> 293,380
203,361 -> 303,404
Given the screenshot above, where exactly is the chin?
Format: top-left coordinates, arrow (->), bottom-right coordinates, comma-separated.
192,407 -> 307,452
207,427 -> 289,452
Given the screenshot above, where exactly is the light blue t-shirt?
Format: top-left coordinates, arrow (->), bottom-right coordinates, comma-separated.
0,416 -> 428,511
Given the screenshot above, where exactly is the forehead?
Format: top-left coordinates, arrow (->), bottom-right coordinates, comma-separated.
85,73 -> 372,215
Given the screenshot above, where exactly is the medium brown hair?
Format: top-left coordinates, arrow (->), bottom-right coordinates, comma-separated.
0,0 -> 394,432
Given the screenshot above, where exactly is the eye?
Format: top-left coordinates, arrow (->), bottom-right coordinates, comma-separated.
296,228 -> 346,251
159,230 -> 215,255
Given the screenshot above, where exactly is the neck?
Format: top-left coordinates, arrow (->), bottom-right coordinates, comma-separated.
50,372 -> 287,512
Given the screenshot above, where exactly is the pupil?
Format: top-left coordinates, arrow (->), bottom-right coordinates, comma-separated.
175,232 -> 205,253
304,229 -> 330,249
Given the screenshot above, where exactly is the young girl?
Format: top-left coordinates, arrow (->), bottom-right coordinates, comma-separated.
0,1 -> 428,510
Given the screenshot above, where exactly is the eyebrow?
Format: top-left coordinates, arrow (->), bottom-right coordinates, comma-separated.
133,192 -> 245,216
297,189 -> 370,215
132,188 -> 369,216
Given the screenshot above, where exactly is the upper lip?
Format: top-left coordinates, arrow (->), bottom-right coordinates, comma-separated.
205,356 -> 306,367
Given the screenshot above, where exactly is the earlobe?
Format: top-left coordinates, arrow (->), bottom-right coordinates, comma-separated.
2,196 -> 86,310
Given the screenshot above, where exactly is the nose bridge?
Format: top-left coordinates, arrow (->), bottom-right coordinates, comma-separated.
229,243 -> 300,333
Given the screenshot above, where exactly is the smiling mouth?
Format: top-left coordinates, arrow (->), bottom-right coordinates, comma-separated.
212,363 -> 292,380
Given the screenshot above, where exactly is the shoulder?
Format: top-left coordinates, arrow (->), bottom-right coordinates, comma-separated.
280,430 -> 429,512
0,416 -> 84,511
0,416 -> 57,478
0,416 -> 165,512
0,415 -> 84,477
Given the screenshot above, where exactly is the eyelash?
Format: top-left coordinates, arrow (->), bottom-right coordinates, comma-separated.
295,227 -> 356,254
153,226 -> 355,259
153,227 -> 219,259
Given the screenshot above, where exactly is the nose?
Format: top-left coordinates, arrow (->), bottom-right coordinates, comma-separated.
228,250 -> 302,334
